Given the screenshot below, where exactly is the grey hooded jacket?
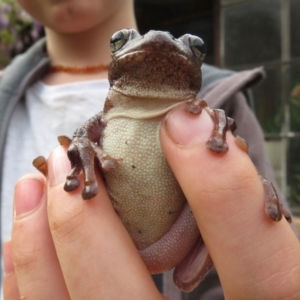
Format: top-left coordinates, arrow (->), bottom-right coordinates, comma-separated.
0,38 -> 291,299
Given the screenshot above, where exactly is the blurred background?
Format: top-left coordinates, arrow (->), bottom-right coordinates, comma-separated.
136,0 -> 300,218
1,0 -> 299,298
1,0 -> 299,232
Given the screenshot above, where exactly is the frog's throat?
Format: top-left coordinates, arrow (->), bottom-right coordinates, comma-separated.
104,90 -> 194,121
105,102 -> 182,121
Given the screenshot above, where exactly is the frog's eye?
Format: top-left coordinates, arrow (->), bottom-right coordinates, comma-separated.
110,29 -> 130,53
189,36 -> 206,62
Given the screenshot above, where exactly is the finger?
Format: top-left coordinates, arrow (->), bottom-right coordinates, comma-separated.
11,174 -> 70,300
3,241 -> 20,300
160,105 -> 300,299
47,146 -> 165,300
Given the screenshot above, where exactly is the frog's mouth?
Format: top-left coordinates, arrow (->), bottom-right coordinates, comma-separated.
114,50 -> 191,67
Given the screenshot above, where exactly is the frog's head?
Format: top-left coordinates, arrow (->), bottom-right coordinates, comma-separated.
108,29 -> 206,100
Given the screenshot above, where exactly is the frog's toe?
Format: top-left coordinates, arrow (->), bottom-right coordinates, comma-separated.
64,176 -> 80,192
265,201 -> 282,222
90,144 -> 122,171
57,135 -> 72,148
32,156 -> 48,176
82,182 -> 99,200
206,137 -> 228,153
260,176 -> 292,223
101,156 -> 122,171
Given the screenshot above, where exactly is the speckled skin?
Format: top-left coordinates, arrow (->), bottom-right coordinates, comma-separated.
101,30 -> 202,269
61,29 -> 215,291
102,117 -> 188,250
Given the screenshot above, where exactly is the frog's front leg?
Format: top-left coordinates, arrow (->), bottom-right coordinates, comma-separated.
59,112 -> 121,200
184,100 -> 292,223
185,99 -> 236,153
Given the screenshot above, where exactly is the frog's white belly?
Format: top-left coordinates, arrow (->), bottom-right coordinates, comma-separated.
101,117 -> 186,250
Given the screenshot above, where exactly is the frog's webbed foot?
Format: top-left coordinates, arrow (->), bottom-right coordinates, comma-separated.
234,135 -> 292,223
61,137 -> 121,200
185,99 -> 236,153
59,113 -> 121,200
173,238 -> 213,292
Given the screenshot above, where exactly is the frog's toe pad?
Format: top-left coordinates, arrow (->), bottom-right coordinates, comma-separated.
265,200 -> 282,222
32,156 -> 48,176
206,137 -> 228,153
64,177 -> 80,192
57,135 -> 72,148
82,183 -> 98,200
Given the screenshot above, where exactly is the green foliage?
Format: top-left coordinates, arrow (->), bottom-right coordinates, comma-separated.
260,108 -> 282,134
288,74 -> 300,208
0,0 -> 43,67
290,174 -> 300,207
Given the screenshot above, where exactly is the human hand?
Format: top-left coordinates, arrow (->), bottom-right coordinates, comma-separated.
4,105 -> 300,300
3,148 -> 167,299
160,105 -> 300,299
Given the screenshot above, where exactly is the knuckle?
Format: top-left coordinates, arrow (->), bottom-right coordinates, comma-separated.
48,199 -> 85,244
12,230 -> 41,271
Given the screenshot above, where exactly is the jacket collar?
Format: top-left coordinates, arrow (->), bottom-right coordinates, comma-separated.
0,38 -> 50,188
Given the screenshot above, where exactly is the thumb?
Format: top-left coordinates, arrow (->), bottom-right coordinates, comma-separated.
160,104 -> 300,298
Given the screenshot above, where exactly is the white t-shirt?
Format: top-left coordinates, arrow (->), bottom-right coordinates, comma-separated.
1,79 -> 109,242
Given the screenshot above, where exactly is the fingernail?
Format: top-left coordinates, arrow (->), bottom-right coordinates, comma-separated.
14,175 -> 44,217
3,240 -> 14,275
163,105 -> 213,146
48,146 -> 71,186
